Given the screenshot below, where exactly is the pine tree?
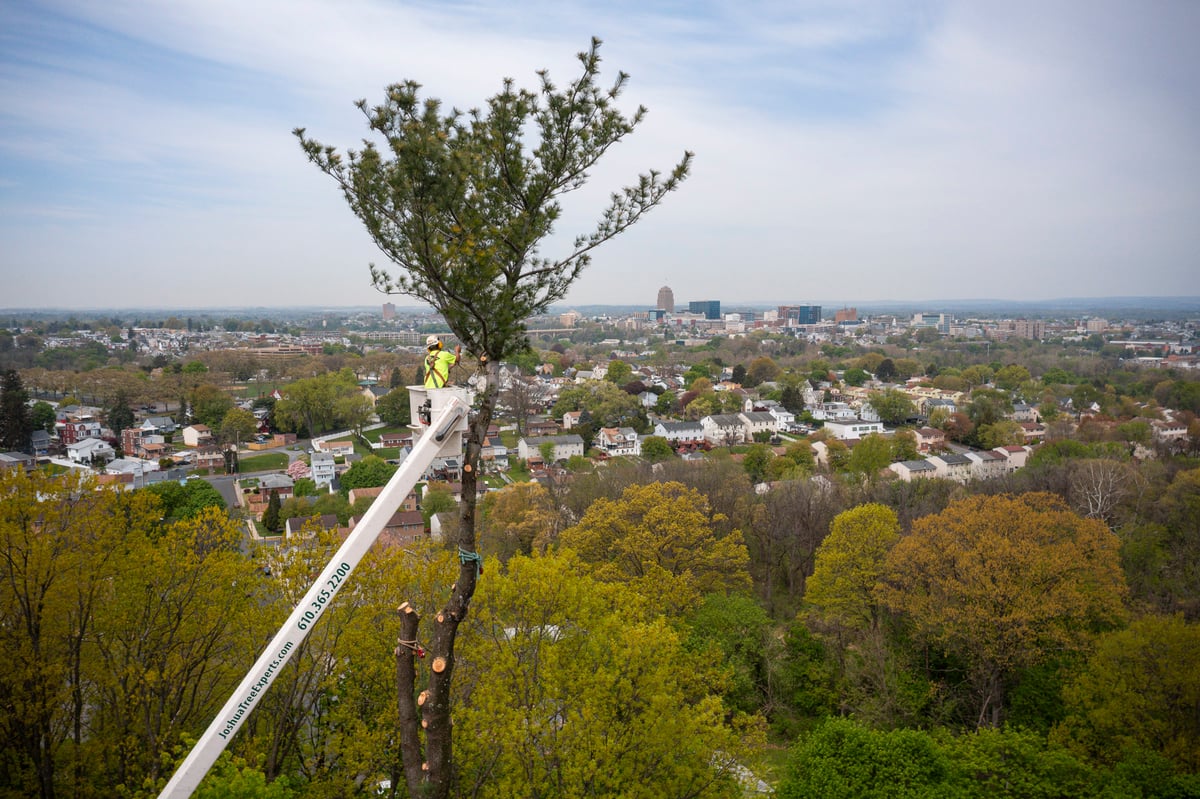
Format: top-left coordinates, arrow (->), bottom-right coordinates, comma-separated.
263,491 -> 282,533
106,390 -> 135,437
296,38 -> 690,798
0,369 -> 32,452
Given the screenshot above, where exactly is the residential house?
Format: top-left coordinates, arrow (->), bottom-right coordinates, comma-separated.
913,427 -> 946,452
1009,403 -> 1040,422
285,514 -> 340,538
350,510 -> 426,547
140,415 -> 177,435
765,404 -> 796,427
360,384 -> 389,406
637,391 -> 658,409
964,449 -> 1008,480
194,447 -> 226,472
739,411 -> 779,439
138,436 -> 170,462
182,425 -> 214,448
259,473 -> 295,498
1019,422 -> 1047,443
927,453 -> 974,482
481,435 -> 509,472
923,397 -> 958,417
888,459 -> 938,481
29,430 -> 51,456
653,420 -> 706,448
527,419 -> 560,437
595,427 -> 640,457
59,419 -> 102,446
243,474 -> 295,520
122,427 -> 146,456
993,445 -> 1033,470
701,414 -> 746,446
316,439 -> 355,457
95,472 -> 135,490
822,418 -> 885,441
66,437 -> 115,464
562,410 -> 584,430
105,458 -> 158,484
517,434 -> 585,462
379,431 -> 411,448
310,452 -> 336,487
1152,419 -> 1188,446
858,402 -> 881,423
810,402 -> 856,421
347,486 -> 419,512
0,452 -> 36,472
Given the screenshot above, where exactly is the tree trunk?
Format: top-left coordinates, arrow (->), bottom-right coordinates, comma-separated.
396,362 -> 497,798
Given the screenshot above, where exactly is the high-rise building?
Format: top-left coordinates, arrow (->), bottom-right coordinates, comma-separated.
1013,319 -> 1045,340
778,305 -> 822,325
835,307 -> 858,323
382,302 -> 396,320
688,300 -> 721,320
657,285 -> 675,312
911,313 -> 950,334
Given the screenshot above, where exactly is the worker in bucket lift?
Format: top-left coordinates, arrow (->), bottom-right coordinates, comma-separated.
423,335 -> 461,389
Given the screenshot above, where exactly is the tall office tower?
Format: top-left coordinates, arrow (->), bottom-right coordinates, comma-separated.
688,300 -> 721,320
778,305 -> 822,325
657,285 -> 675,312
382,302 -> 396,320
835,307 -> 858,323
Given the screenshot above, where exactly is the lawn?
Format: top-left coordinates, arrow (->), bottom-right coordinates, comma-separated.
238,452 -> 289,472
361,425 -> 407,444
231,380 -> 288,400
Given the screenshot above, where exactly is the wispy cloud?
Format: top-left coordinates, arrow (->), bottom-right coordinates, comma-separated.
1,0 -> 1197,308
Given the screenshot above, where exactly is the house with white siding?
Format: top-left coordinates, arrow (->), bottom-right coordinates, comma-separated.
310,452 -> 336,487
66,437 -> 114,464
653,421 -> 706,448
888,459 -> 938,481
739,411 -> 779,438
928,453 -> 974,483
701,414 -> 746,446
993,445 -> 1033,470
595,427 -> 640,457
517,434 -> 585,462
964,449 -> 1008,479
822,418 -> 884,441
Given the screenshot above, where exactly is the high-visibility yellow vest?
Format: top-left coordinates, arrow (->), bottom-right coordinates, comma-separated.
424,350 -> 457,388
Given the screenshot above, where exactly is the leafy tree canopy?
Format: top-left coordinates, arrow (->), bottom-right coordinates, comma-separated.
558,481 -> 750,615
339,454 -> 397,493
878,493 -> 1128,727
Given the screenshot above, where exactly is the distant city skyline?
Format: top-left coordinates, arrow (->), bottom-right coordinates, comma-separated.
2,0 -> 1198,310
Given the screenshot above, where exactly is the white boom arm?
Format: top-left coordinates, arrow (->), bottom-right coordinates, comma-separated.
158,395 -> 469,798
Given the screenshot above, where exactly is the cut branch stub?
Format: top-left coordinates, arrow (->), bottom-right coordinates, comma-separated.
431,656 -> 447,674
418,690 -> 429,707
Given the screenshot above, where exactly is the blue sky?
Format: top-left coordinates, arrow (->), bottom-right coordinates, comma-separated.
1,0 -> 1197,310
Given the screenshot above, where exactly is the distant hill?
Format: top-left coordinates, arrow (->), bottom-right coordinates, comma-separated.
552,297 -> 1200,320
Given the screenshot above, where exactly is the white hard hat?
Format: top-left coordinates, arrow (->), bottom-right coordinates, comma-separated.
426,335 -> 440,347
